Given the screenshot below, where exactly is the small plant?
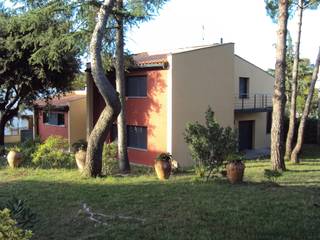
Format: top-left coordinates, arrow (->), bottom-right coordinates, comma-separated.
0,209 -> 33,240
264,169 -> 282,183
156,152 -> 172,162
2,197 -> 37,229
32,135 -> 75,168
19,138 -> 40,167
102,142 -> 118,175
72,139 -> 87,153
7,145 -> 21,152
184,107 -> 238,180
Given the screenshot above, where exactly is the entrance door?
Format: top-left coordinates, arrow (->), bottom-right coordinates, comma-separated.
238,120 -> 254,150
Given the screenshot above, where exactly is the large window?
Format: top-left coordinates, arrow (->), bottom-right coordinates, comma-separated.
266,111 -> 272,134
43,112 -> 65,126
239,77 -> 249,98
127,125 -> 147,149
126,76 -> 147,97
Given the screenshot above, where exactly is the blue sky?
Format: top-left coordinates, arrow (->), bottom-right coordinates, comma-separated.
126,0 -> 320,71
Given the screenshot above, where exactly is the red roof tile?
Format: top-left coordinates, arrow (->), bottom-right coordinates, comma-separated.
132,52 -> 168,66
35,93 -> 85,107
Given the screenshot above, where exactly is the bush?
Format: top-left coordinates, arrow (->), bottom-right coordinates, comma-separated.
102,142 -> 118,175
2,197 -> 37,230
184,107 -> 238,180
0,209 -> 32,240
19,137 -> 40,167
32,135 -> 75,168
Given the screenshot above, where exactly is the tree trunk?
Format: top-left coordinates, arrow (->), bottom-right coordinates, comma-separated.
115,0 -> 130,173
318,88 -> 320,145
0,118 -> 5,146
291,47 -> 320,163
85,0 -> 121,177
285,0 -> 304,160
271,0 -> 288,171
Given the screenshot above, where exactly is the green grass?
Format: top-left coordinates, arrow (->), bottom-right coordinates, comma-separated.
1,146 -> 320,240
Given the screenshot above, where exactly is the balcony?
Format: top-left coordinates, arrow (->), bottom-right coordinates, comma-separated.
235,94 -> 272,112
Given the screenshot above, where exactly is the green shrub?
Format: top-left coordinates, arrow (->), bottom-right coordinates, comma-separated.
32,135 -> 75,168
184,107 -> 238,180
19,138 -> 40,167
264,169 -> 282,183
102,142 -> 118,175
2,197 -> 37,230
0,209 -> 32,240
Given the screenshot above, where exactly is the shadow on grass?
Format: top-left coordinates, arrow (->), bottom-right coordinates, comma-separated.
1,174 -> 320,240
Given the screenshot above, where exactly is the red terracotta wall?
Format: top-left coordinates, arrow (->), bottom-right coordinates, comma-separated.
92,69 -> 168,166
37,110 -> 68,142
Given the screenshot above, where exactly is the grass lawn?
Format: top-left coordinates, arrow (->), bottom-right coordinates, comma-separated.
1,145 -> 320,240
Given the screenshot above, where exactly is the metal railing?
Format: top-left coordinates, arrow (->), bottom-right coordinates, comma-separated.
235,94 -> 272,111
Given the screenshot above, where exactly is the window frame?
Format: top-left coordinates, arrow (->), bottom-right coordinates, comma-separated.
126,75 -> 147,98
239,77 -> 249,99
43,111 -> 65,127
127,125 -> 147,150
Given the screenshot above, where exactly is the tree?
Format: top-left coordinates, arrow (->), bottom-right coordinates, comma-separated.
285,0 -> 320,160
115,0 -> 130,173
84,0 -> 121,177
270,0 -> 289,171
0,4 -> 80,146
291,48 -> 320,163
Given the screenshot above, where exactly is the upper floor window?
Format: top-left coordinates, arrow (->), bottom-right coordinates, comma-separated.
126,76 -> 147,97
43,112 -> 65,126
239,77 -> 249,99
127,125 -> 147,150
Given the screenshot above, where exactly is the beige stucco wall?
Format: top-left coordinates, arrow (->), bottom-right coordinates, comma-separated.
234,55 -> 273,150
171,43 -> 235,167
234,112 -> 271,149
234,55 -> 274,97
69,97 -> 87,146
4,135 -> 21,144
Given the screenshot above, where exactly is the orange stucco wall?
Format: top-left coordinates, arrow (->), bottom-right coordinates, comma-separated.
92,68 -> 168,166
38,110 -> 69,142
126,70 -> 168,165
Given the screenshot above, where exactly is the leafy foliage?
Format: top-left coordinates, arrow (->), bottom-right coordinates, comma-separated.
264,169 -> 282,183
71,139 -> 88,153
102,142 -> 118,175
1,197 -> 37,230
0,2 -> 80,144
0,208 -> 32,240
184,107 -> 238,180
156,152 -> 172,162
32,135 -> 74,168
19,137 -> 41,167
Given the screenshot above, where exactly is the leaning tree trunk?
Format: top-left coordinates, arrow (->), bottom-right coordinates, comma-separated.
0,118 -> 5,146
271,0 -> 288,171
285,0 -> 304,160
291,47 -> 320,163
115,0 -> 130,173
85,0 -> 121,177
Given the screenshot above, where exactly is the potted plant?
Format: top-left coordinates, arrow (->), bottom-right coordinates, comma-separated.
154,152 -> 172,180
72,140 -> 87,172
7,146 -> 23,168
226,154 -> 245,184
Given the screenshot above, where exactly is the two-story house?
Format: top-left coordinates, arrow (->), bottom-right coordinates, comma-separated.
86,43 -> 274,166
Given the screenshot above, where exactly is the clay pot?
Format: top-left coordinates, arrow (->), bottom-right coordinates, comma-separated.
226,161 -> 245,184
75,150 -> 86,172
7,151 -> 22,168
154,160 -> 171,180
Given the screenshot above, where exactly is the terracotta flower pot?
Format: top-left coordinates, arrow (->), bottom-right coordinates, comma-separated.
226,161 -> 245,184
75,150 -> 86,172
7,151 -> 22,168
154,160 -> 171,180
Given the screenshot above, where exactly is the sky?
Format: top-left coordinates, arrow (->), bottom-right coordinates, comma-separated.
125,0 -> 320,71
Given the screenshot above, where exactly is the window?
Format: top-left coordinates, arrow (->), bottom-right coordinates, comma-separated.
126,76 -> 147,97
127,125 -> 147,149
239,77 -> 249,98
43,112 -> 65,126
266,111 -> 272,134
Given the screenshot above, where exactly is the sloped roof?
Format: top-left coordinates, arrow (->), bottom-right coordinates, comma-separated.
132,52 -> 168,66
35,93 -> 86,107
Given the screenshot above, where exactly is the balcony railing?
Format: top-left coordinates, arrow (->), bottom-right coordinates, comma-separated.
235,94 -> 272,112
